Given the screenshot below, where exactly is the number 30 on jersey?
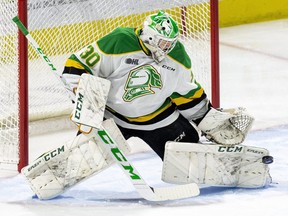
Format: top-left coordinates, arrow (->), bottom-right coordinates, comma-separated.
80,44 -> 100,67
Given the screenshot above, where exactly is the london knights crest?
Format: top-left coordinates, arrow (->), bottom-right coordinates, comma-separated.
123,65 -> 162,102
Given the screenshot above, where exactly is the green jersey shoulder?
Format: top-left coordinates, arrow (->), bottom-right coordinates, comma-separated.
168,41 -> 191,69
96,27 -> 192,69
97,27 -> 142,55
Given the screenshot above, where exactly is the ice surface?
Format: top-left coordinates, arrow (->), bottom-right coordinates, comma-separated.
1,19 -> 288,216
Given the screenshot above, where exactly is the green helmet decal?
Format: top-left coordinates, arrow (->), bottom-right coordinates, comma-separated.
148,11 -> 179,39
140,10 -> 179,63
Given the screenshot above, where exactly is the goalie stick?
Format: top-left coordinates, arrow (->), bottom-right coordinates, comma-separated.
13,16 -> 200,201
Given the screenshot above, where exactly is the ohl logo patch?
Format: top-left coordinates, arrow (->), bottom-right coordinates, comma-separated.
125,58 -> 139,65
123,65 -> 162,102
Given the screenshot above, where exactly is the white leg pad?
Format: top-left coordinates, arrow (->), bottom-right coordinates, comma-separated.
22,119 -> 130,200
162,142 -> 272,188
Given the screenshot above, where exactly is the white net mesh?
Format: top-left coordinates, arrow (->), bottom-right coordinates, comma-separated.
1,0 -> 19,170
0,0 -> 214,170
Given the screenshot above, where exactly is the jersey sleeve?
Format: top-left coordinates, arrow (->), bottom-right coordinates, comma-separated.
171,72 -> 211,123
168,43 -> 211,123
62,41 -> 113,92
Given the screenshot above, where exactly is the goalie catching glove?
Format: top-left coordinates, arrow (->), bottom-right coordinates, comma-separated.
197,107 -> 254,145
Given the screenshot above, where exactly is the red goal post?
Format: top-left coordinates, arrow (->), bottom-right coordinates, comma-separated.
0,0 -> 219,172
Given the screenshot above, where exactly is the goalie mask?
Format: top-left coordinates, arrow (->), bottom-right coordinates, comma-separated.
140,11 -> 179,63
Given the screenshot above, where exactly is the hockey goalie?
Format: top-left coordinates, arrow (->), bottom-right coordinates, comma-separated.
21,11 -> 273,200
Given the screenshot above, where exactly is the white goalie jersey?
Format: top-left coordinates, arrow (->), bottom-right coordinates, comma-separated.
62,27 -> 210,131
62,27 -> 255,145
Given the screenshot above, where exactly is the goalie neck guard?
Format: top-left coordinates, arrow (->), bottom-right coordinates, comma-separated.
139,10 -> 179,63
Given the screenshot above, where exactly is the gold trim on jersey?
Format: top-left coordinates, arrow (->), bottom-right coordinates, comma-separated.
126,102 -> 173,123
172,88 -> 204,106
106,100 -> 173,124
65,59 -> 86,70
166,55 -> 191,70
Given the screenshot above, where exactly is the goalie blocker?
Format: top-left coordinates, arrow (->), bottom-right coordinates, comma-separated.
162,142 -> 273,188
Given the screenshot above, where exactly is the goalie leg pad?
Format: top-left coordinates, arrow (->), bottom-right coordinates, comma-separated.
22,132 -> 112,200
22,119 -> 130,200
162,142 -> 272,188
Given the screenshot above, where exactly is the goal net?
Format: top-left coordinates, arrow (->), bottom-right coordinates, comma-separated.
0,0 -> 219,172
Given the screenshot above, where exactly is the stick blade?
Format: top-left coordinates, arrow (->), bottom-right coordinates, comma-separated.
135,183 -> 200,201
153,183 -> 200,201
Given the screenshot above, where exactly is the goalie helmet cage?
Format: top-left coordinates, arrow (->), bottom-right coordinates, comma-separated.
0,0 -> 219,172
